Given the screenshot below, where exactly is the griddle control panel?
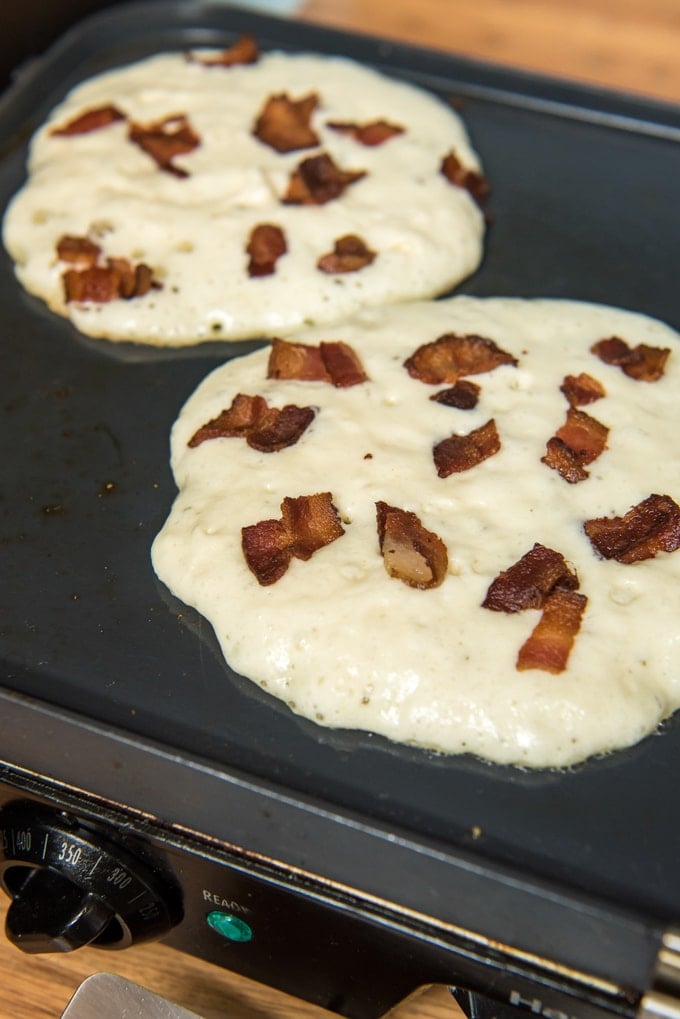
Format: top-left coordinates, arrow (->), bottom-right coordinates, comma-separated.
0,800 -> 182,953
0,785 -> 659,1019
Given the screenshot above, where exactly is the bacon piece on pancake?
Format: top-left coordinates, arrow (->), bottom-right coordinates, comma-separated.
267,337 -> 367,387
541,407 -> 609,483
405,332 -> 517,385
253,92 -> 319,153
62,257 -> 157,303
483,543 -> 579,613
187,34 -> 259,67
283,153 -> 366,205
268,337 -> 329,382
241,518 -> 291,587
376,502 -> 448,589
50,104 -> 125,136
591,335 -> 671,382
326,118 -> 404,146
516,591 -> 588,674
56,235 -> 101,268
430,379 -> 480,410
317,234 -> 376,274
63,265 -> 120,304
107,258 -> 156,299
189,393 -> 265,443
319,341 -> 368,387
433,419 -> 500,477
559,406 -> 609,461
484,544 -> 586,674
128,114 -> 200,177
542,438 -> 589,484
246,224 -> 287,277
281,492 -> 345,560
560,372 -> 605,407
188,393 -> 315,453
584,494 -> 680,564
441,150 -> 490,206
247,405 -> 316,453
242,492 -> 345,585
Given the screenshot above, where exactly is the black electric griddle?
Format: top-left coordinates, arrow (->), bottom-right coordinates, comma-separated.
0,4 -> 679,1018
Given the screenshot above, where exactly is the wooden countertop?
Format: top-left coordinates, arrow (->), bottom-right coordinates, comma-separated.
301,0 -> 680,103
2,2 -> 678,1017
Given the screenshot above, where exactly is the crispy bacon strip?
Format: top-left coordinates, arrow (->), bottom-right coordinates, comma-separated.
430,380 -> 480,410
187,35 -> 259,66
128,114 -> 200,177
542,438 -> 589,484
50,104 -> 125,136
109,257 -> 156,299
482,543 -> 579,613
267,337 -> 367,387
326,118 -> 404,146
189,393 -> 265,442
584,493 -> 680,564
553,408 -> 609,463
283,153 -> 366,205
188,393 -> 314,453
541,407 -> 609,483
268,337 -> 329,382
405,333 -> 517,385
247,405 -> 316,453
63,265 -> 119,304
62,258 -> 157,303
246,223 -> 287,277
484,544 -> 586,674
433,419 -> 500,477
560,372 -> 605,407
317,234 -> 376,274
441,150 -> 490,206
376,502 -> 448,589
591,335 -> 671,382
242,492 -> 345,585
240,518 -> 291,587
516,591 -> 588,674
253,92 -> 319,153
281,492 -> 345,560
319,341 -> 368,387
56,235 -> 101,268
57,235 -> 159,302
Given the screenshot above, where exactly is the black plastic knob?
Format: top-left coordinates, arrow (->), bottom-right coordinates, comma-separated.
0,800 -> 182,954
6,866 -> 115,953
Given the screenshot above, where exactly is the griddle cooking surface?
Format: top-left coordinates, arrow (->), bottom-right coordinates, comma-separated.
1,0 -> 680,952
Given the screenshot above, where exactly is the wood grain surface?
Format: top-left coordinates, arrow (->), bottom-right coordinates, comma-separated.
299,0 -> 680,102
2,1 -> 678,1016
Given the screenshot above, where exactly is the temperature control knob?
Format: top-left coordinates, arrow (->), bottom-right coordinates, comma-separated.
0,800 -> 182,954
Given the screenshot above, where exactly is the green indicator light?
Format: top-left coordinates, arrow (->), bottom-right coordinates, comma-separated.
206,911 -> 253,943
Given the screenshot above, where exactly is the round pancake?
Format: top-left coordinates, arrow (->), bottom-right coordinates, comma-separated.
3,47 -> 485,346
151,296 -> 680,768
